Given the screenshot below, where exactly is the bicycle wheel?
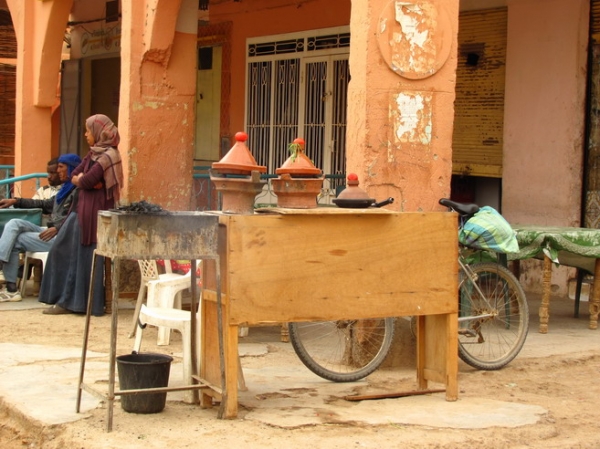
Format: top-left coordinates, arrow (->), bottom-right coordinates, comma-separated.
288,318 -> 395,382
458,262 -> 529,370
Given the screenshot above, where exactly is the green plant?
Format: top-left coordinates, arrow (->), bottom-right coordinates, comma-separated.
288,138 -> 305,163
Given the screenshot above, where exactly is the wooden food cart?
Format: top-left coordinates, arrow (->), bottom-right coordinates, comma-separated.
198,208 -> 459,418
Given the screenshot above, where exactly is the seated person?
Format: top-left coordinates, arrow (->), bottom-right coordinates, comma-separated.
0,154 -> 81,302
32,158 -> 61,200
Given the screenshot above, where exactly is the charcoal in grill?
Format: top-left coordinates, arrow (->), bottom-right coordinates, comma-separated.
117,200 -> 165,213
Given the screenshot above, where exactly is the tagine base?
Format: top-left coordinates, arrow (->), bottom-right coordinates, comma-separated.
210,171 -> 266,214
271,175 -> 324,209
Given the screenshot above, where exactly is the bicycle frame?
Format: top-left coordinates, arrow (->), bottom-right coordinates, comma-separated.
457,257 -> 496,324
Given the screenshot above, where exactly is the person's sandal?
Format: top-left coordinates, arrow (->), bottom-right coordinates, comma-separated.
42,305 -> 72,315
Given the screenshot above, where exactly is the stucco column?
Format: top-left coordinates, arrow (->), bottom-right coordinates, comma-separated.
347,0 -> 458,212
7,0 -> 71,196
119,0 -> 197,209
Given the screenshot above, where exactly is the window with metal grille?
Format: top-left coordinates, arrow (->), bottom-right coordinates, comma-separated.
245,27 -> 350,195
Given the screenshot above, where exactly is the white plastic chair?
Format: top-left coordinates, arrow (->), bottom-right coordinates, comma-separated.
134,304 -> 200,404
128,260 -> 189,338
20,251 -> 48,297
134,298 -> 246,404
145,264 -> 199,345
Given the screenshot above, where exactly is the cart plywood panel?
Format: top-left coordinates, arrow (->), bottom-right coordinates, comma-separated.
221,212 -> 458,324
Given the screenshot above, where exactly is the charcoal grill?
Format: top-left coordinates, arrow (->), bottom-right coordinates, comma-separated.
77,210 -> 223,431
96,210 -> 219,259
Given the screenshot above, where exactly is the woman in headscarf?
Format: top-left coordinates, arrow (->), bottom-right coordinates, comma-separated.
41,114 -> 123,316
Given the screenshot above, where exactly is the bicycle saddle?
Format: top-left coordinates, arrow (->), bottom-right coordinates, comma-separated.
439,198 -> 480,216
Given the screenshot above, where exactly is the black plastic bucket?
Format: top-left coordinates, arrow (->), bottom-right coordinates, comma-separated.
116,352 -> 173,414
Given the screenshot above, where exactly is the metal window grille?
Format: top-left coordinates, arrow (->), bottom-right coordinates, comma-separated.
245,29 -> 349,195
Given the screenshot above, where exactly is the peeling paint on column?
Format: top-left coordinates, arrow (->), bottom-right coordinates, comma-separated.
377,1 -> 453,79
132,101 -> 165,111
391,2 -> 436,76
380,17 -> 388,34
144,101 -> 163,109
130,161 -> 138,177
396,3 -> 430,47
143,47 -> 173,66
390,92 -> 432,147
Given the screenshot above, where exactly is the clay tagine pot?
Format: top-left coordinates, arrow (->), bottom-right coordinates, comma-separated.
210,131 -> 266,214
212,132 -> 267,176
332,173 -> 376,208
271,138 -> 324,209
271,174 -> 324,209
275,138 -> 322,177
210,169 -> 265,214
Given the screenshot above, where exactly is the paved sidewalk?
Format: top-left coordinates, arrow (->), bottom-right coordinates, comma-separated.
0,292 -> 598,431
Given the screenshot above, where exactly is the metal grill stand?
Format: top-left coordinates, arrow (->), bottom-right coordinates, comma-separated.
75,211 -> 222,432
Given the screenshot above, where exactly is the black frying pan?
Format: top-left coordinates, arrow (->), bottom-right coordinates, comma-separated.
332,197 -> 394,209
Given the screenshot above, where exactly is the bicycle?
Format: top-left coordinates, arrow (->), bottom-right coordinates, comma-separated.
440,198 -> 529,370
288,198 -> 529,381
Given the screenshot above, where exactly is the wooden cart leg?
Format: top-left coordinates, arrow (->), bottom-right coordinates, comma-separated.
415,316 -> 427,390
539,256 -> 552,334
445,312 -> 458,401
589,259 -> 600,330
221,325 -> 239,418
280,323 -> 289,342
416,314 -> 458,401
237,356 -> 247,392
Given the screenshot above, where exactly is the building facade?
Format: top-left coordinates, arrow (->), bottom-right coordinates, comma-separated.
0,0 -> 593,295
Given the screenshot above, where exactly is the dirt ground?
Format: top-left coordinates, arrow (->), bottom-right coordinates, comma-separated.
1,297 -> 599,449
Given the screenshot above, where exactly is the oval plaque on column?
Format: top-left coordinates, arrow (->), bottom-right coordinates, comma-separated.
377,0 -> 453,79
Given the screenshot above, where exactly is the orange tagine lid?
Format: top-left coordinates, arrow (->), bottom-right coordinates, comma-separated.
212,132 -> 267,175
275,138 -> 322,176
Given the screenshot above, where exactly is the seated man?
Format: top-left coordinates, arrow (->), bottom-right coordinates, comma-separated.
32,158 -> 61,200
0,154 -> 81,302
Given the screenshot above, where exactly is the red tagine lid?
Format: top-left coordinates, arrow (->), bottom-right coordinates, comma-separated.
276,138 -> 322,176
212,132 -> 267,175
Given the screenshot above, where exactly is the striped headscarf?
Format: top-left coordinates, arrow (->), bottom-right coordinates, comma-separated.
85,114 -> 124,201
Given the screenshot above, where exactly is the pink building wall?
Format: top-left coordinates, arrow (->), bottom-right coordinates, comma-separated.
503,0 -> 589,294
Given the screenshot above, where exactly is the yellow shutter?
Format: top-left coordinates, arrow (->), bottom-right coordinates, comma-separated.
592,0 -> 600,42
452,8 -> 507,178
